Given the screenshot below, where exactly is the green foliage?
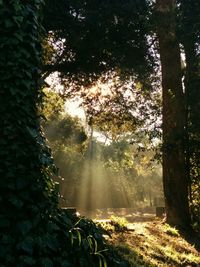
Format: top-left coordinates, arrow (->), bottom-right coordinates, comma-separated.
100,139 -> 162,207
1,208 -> 126,266
0,0 -> 57,265
41,88 -> 162,210
97,216 -> 129,234
41,90 -> 87,206
0,0 -> 56,214
41,88 -> 65,121
109,216 -> 129,232
43,0 -> 154,84
45,115 -> 87,147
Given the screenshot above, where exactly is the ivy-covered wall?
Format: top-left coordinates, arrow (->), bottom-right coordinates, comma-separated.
0,1 -> 58,265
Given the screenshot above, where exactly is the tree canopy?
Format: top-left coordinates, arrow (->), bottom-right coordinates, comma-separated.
43,0 -> 155,85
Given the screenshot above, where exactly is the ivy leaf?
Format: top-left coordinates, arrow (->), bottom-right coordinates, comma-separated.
60,261 -> 74,267
0,218 -> 10,228
41,258 -> 53,267
44,234 -> 59,252
5,19 -> 13,28
16,176 -> 29,190
17,220 -> 32,236
0,244 -> 7,258
18,237 -> 33,255
8,195 -> 23,209
13,16 -> 23,24
46,221 -> 60,232
1,234 -> 14,245
21,256 -> 36,265
14,33 -> 23,42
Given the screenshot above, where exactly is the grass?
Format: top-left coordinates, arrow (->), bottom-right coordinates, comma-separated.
109,216 -> 129,232
163,223 -> 180,237
98,218 -> 200,267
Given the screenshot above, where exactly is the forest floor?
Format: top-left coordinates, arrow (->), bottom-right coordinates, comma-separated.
96,216 -> 200,267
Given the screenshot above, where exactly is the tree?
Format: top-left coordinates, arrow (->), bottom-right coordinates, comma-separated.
178,0 -> 200,229
155,0 -> 190,228
41,91 -> 87,206
43,0 -> 154,86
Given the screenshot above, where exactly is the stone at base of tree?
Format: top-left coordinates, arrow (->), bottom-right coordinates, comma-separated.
156,207 -> 165,217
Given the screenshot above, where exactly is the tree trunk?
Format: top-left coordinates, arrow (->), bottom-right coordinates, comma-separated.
184,38 -> 200,225
155,0 -> 190,229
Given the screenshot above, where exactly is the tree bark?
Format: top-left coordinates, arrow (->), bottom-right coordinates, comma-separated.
155,0 -> 190,229
183,37 -> 200,224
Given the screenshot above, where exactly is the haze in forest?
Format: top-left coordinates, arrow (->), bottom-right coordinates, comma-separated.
42,88 -> 163,218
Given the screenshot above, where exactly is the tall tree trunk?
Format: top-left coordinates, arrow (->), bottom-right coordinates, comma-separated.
184,38 -> 200,225
155,0 -> 190,229
183,40 -> 196,202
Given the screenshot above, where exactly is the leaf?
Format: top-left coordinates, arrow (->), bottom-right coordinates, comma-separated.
74,217 -> 83,227
22,256 -> 36,265
14,16 -> 23,24
61,261 -> 74,267
70,228 -> 82,246
17,220 -> 32,236
75,229 -> 82,246
69,231 -> 74,246
99,257 -> 102,267
95,252 -> 108,267
16,176 -> 29,190
1,234 -> 14,245
18,237 -> 33,255
41,258 -> 53,267
0,244 -> 7,258
46,221 -> 60,232
45,234 -> 59,252
5,19 -> 13,28
8,196 -> 23,208
87,236 -> 93,251
87,235 -> 98,253
0,218 -> 10,228
14,33 -> 23,42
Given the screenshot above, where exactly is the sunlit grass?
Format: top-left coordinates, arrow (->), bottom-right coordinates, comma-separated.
113,243 -> 153,267
100,219 -> 200,267
180,251 -> 200,264
163,223 -> 180,237
110,215 -> 129,231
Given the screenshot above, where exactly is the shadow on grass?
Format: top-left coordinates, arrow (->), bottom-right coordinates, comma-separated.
112,243 -> 154,267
